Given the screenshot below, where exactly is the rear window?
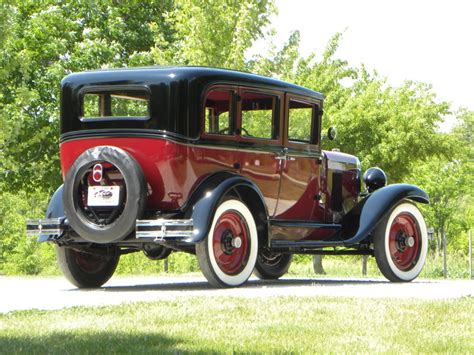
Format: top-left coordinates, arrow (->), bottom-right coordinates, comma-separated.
81,88 -> 150,121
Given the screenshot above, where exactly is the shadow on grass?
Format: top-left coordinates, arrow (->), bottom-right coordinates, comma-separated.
66,277 -> 433,293
0,331 -> 196,353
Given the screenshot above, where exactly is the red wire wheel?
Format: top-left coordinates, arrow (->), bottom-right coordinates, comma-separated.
374,202 -> 428,282
211,210 -> 250,275
196,199 -> 258,287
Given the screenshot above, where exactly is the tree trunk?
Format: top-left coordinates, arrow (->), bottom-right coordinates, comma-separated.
443,229 -> 447,279
312,255 -> 326,274
437,230 -> 442,257
362,255 -> 368,276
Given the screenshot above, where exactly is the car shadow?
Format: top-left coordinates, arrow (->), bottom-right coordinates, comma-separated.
67,277 -> 432,293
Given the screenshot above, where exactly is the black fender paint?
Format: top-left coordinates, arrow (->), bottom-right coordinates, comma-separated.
38,185 -> 66,242
46,185 -> 66,219
186,175 -> 268,244
341,183 -> 429,245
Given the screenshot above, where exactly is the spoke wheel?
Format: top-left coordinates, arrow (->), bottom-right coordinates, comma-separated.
254,249 -> 292,280
374,202 -> 427,282
56,245 -> 119,288
196,199 -> 258,287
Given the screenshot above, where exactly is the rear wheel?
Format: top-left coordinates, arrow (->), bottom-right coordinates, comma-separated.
56,245 -> 119,288
196,199 -> 258,287
373,202 -> 427,282
254,250 -> 292,280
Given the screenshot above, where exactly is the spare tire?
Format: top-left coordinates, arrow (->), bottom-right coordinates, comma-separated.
63,146 -> 146,243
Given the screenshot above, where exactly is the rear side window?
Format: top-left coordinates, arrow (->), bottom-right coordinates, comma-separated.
241,92 -> 277,140
204,89 -> 233,135
81,88 -> 150,121
288,100 -> 315,143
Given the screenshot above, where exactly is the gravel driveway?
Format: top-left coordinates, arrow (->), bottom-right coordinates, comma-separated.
0,275 -> 472,313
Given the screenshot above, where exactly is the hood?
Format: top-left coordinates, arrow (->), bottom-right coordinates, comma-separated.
323,150 -> 360,171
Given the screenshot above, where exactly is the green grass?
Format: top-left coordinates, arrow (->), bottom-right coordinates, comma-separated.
113,251 -> 473,280
1,296 -> 473,353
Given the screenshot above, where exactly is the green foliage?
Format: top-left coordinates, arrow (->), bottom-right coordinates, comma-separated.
0,0 -> 176,193
167,0 -> 275,68
250,32 -> 451,180
0,190 -> 56,274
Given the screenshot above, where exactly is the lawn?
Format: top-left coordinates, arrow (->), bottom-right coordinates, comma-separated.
1,296 -> 472,353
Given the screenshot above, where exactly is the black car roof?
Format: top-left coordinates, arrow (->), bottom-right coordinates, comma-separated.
61,66 -> 324,100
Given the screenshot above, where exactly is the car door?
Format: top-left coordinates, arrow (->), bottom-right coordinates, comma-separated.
237,88 -> 284,216
274,95 -> 324,221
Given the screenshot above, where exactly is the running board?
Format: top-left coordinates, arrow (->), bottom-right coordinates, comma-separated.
269,219 -> 342,229
271,239 -> 346,250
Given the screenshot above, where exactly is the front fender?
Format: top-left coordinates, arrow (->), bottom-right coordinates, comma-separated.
188,176 -> 267,243
341,183 -> 429,245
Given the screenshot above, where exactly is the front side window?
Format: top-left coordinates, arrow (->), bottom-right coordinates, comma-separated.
288,100 -> 315,143
241,92 -> 277,140
204,89 -> 233,135
81,89 -> 149,120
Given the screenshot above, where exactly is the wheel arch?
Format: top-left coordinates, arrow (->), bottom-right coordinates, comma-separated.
184,172 -> 269,245
341,183 -> 429,245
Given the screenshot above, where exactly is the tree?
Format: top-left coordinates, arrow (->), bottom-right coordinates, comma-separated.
0,0 -> 275,194
250,32 -> 451,182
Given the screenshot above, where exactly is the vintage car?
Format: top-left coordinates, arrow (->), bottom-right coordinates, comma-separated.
27,67 -> 429,288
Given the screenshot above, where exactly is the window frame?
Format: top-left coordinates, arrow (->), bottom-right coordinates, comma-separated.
238,88 -> 282,144
284,94 -> 322,150
201,85 -> 284,146
79,85 -> 151,123
201,85 -> 238,141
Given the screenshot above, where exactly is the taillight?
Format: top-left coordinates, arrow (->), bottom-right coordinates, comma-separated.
92,164 -> 103,182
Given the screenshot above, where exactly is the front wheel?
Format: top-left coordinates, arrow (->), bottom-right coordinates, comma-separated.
196,199 -> 258,287
254,250 -> 292,280
56,245 -> 119,288
373,202 -> 428,282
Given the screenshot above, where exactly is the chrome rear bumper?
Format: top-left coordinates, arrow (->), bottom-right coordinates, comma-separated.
135,219 -> 194,241
26,217 -> 66,241
26,217 -> 194,243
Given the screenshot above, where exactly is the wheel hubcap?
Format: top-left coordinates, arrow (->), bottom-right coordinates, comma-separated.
389,212 -> 421,271
212,210 -> 250,275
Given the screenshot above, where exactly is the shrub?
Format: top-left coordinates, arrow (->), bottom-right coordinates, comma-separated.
0,190 -> 55,275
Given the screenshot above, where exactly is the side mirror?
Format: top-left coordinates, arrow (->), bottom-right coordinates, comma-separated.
327,127 -> 337,141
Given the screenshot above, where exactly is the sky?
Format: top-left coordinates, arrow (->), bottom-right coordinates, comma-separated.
251,0 -> 473,127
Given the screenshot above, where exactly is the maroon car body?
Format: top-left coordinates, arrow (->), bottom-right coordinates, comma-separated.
27,67 -> 429,288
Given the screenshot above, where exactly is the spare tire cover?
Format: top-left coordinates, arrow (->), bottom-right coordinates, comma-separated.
63,146 -> 146,243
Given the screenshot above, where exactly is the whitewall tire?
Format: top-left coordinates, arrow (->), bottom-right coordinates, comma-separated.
196,199 -> 258,287
374,202 -> 428,282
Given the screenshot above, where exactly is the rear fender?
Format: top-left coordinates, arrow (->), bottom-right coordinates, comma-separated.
184,174 -> 268,244
341,183 -> 429,245
38,185 -> 65,242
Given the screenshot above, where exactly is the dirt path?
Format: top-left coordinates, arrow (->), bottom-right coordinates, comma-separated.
1,275 -> 472,313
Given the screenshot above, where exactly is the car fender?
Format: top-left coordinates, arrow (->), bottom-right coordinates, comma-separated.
37,185 -> 65,242
341,183 -> 429,245
185,174 -> 268,244
46,185 -> 66,219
